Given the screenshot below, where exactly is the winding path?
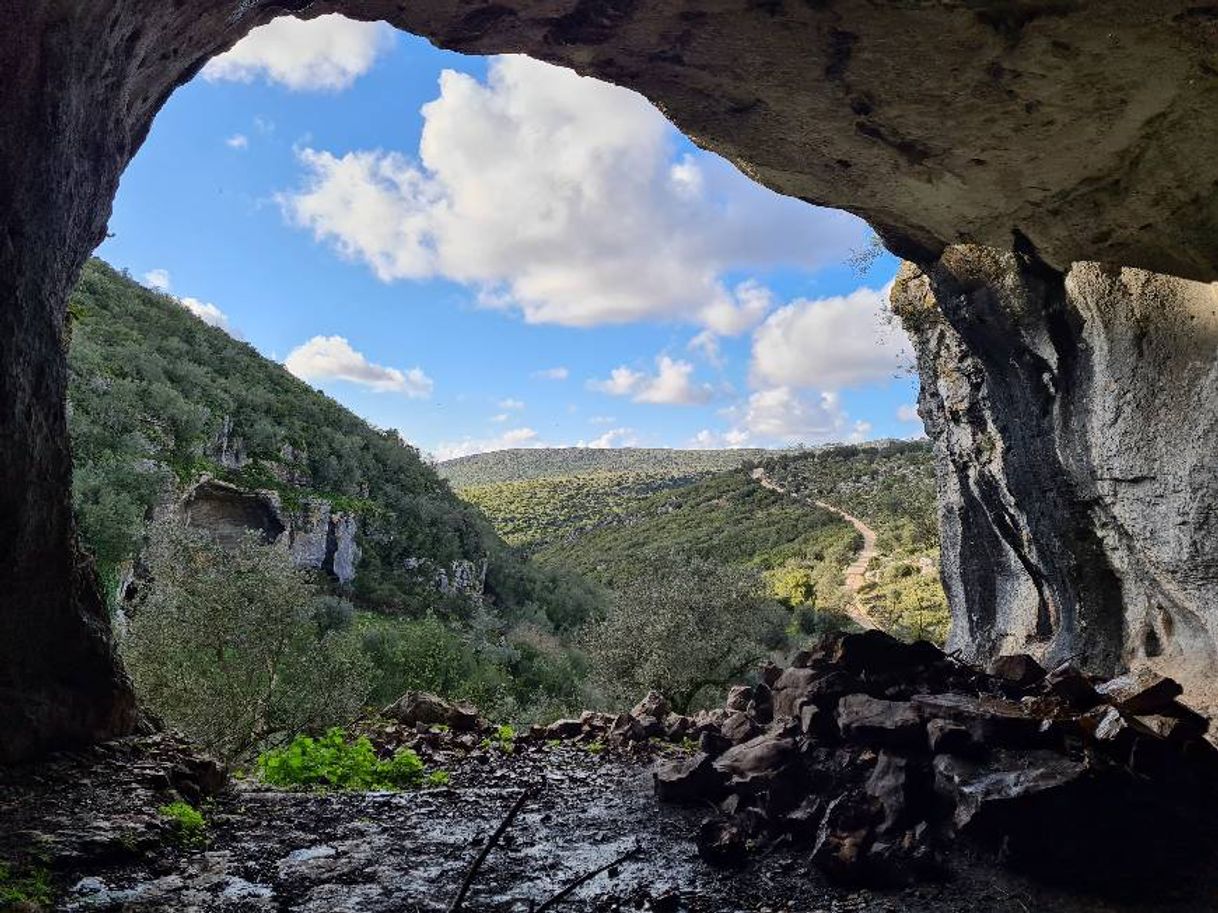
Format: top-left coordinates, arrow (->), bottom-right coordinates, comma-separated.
751,468 -> 881,630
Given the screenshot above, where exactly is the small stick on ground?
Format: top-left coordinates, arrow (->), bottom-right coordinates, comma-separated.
533,844 -> 641,912
448,787 -> 535,913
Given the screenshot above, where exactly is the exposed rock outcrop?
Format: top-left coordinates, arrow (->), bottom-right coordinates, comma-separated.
894,248 -> 1218,710
182,479 -> 361,585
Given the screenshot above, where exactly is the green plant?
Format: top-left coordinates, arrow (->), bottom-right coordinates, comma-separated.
481,723 -> 517,754
583,740 -> 606,754
158,801 -> 206,847
255,728 -> 446,791
0,861 -> 53,909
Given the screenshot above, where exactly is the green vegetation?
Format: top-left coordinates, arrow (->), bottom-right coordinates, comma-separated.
586,556 -> 790,712
256,729 -> 447,790
758,441 -> 949,642
158,802 -> 207,847
460,470 -> 712,553
68,260 -> 608,727
0,862 -> 53,910
481,724 -> 517,754
531,469 -> 857,589
438,446 -> 769,487
124,522 -> 371,760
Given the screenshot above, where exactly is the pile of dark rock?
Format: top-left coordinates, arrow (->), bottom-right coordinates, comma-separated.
649,630 -> 1218,889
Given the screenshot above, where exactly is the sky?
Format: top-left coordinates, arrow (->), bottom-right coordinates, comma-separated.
99,15 -> 922,461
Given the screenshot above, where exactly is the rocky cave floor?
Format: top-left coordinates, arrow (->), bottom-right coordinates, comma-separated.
10,631 -> 1218,912
3,734 -> 1218,913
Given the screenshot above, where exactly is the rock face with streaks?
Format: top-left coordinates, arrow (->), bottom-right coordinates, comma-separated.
182,480 -> 361,586
7,1 -> 1218,759
894,248 -> 1218,706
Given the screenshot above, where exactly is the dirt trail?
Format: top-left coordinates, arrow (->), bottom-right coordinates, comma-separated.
752,468 -> 880,630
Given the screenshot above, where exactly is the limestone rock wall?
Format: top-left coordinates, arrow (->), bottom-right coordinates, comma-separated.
895,249 -> 1218,708
182,479 -> 361,586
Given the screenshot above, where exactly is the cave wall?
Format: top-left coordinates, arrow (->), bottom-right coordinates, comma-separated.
5,1 -> 1218,759
895,249 -> 1218,708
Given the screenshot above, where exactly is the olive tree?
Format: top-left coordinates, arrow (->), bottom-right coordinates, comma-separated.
585,554 -> 788,713
123,521 -> 371,760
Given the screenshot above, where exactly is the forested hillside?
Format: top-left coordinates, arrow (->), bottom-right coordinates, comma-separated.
68,260 -> 605,725
438,446 -> 769,487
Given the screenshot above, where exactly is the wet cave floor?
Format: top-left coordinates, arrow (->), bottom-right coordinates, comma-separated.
4,735 -> 1215,913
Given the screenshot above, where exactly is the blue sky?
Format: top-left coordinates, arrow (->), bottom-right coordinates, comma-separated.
100,16 -> 920,460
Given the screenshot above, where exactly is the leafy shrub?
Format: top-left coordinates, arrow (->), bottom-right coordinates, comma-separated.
586,554 -> 788,712
123,523 -> 372,761
158,801 -> 206,846
0,861 -> 53,908
256,729 -> 447,790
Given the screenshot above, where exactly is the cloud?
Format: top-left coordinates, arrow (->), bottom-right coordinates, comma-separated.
498,398 -> 525,410
897,403 -> 921,423
588,415 -> 617,425
534,366 -> 569,381
143,269 -> 171,292
589,355 -> 713,406
280,55 -> 865,328
203,15 -> 394,91
284,335 -> 432,396
490,413 -> 510,423
579,427 -> 639,448
180,297 -> 235,335
431,427 -> 540,461
690,428 -> 752,449
719,387 -> 874,447
750,284 -> 912,391
226,134 -> 249,150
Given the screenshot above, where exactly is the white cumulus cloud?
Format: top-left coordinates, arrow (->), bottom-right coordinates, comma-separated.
720,387 -> 871,446
284,335 -> 432,397
180,297 -> 235,335
589,355 -> 713,406
204,15 -> 394,92
897,403 -> 921,423
143,268 -> 171,291
579,427 -> 639,448
431,427 -> 541,462
498,398 -> 525,410
750,284 -> 912,391
226,134 -> 249,150
280,55 -> 864,328
534,366 -> 569,381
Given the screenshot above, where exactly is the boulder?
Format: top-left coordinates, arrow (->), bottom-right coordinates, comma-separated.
383,692 -> 479,732
713,735 -> 797,781
759,661 -> 782,688
836,695 -> 924,749
720,712 -> 759,744
987,654 -> 1046,688
748,682 -> 774,724
911,693 -> 1041,746
654,753 -> 726,804
1096,669 -> 1183,715
724,685 -> 752,713
544,719 -> 584,740
1043,663 -> 1100,709
631,691 -> 671,721
695,816 -> 749,868
925,718 -> 979,756
933,750 -> 1089,831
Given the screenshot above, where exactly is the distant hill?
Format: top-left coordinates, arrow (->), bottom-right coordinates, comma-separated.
437,446 -> 771,488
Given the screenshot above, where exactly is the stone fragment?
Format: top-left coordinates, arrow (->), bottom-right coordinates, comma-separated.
759,661 -> 782,687
1096,669 -> 1183,715
695,816 -> 749,868
631,691 -> 671,721
713,735 -> 797,781
836,695 -> 924,748
544,719 -> 584,740
933,750 -> 1089,831
698,729 -> 732,758
1043,663 -> 1100,709
724,685 -> 752,712
925,718 -> 978,756
912,693 -> 1040,746
653,753 -> 726,803
988,654 -> 1046,688
382,692 -> 479,731
720,711 -> 759,744
811,789 -> 880,884
799,703 -> 820,734
748,682 -> 774,724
